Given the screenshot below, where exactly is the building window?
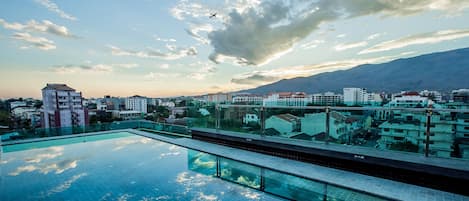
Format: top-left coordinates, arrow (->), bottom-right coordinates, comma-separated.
465,127 -> 469,130
395,129 -> 404,133
464,134 -> 469,137
394,137 -> 404,140
383,128 -> 390,132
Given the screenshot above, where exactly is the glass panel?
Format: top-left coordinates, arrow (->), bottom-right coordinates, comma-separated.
329,107 -> 426,156
264,107 -> 326,143
187,150 -> 217,176
219,106 -> 262,135
187,105 -> 216,129
430,110 -> 468,160
327,107 -> 381,147
219,157 -> 261,189
264,169 -> 325,201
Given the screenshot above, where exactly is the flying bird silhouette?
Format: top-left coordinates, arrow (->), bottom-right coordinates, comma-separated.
209,12 -> 217,18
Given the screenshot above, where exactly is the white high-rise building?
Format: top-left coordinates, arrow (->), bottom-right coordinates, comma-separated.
311,92 -> 343,106
263,92 -> 311,107
125,95 -> 147,114
343,88 -> 367,106
42,84 -> 88,128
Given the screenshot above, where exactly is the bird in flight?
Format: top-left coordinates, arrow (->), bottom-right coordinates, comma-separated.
209,12 -> 217,18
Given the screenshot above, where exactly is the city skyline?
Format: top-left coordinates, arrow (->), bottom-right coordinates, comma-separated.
1,0 -> 469,99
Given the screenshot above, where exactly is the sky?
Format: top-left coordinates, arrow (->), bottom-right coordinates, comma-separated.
1,0 -> 469,99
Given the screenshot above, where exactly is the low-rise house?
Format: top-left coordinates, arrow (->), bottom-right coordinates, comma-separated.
243,114 -> 259,125
301,111 -> 361,142
265,114 -> 300,136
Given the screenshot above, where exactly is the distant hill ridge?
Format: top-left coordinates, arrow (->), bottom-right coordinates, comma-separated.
241,47 -> 469,94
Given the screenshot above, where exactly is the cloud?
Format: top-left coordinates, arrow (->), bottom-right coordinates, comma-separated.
144,72 -> 181,80
231,74 -> 279,85
359,29 -> 469,54
154,35 -> 177,42
160,64 -> 169,69
109,45 -> 197,60
35,0 -> 77,21
337,34 -> 347,38
9,159 -> 78,176
45,173 -> 87,196
12,32 -> 56,50
334,41 -> 368,51
0,19 -> 75,37
185,23 -> 214,44
300,39 -> 324,50
175,0 -> 469,66
367,33 -> 384,40
231,55 -> 395,86
52,63 -> 138,74
187,61 -> 217,80
0,18 -> 76,50
170,2 -> 212,20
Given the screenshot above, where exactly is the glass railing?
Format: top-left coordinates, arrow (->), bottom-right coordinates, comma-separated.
189,104 -> 469,161
0,120 -> 190,142
188,149 -> 393,201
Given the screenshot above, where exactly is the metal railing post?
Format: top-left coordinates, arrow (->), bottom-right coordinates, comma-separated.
215,104 -> 220,132
325,106 -> 330,145
425,108 -> 432,157
260,106 -> 265,136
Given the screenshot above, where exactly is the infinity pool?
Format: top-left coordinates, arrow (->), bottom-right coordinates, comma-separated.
0,132 -> 282,201
1,131 -> 393,201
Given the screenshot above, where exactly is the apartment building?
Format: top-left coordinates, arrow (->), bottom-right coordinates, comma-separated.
42,84 -> 88,128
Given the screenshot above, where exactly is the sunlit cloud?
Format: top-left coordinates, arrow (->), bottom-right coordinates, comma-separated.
12,32 -> 56,50
52,63 -> 138,74
35,0 -> 77,21
187,61 -> 217,80
300,39 -> 324,50
171,0 -> 469,66
170,2 -> 212,20
359,29 -> 469,54
367,33 -> 384,40
109,45 -> 197,60
0,18 -> 75,37
334,41 -> 368,51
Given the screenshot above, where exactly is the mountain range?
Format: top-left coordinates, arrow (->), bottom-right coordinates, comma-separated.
241,47 -> 469,94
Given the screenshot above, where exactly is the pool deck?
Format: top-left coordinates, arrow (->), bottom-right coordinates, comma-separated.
129,129 -> 468,201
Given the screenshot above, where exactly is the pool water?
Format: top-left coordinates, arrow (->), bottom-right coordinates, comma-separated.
0,132 -> 282,201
